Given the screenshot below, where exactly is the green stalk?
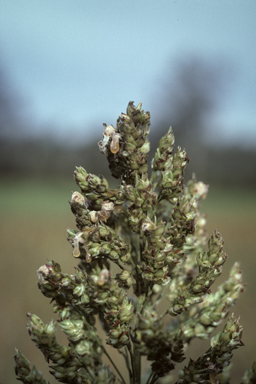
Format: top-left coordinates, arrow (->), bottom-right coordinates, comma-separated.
145,371 -> 154,384
101,344 -> 126,384
79,310 -> 127,384
149,373 -> 158,384
119,347 -> 132,382
133,343 -> 141,384
127,342 -> 135,383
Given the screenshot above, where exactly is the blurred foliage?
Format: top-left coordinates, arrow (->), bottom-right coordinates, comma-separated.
1,137 -> 256,188
150,57 -> 224,148
149,57 -> 256,185
1,55 -> 256,187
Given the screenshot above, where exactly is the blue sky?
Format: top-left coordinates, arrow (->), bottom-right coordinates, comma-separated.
0,0 -> 256,146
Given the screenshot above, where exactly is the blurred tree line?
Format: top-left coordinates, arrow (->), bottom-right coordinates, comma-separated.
0,56 -> 256,187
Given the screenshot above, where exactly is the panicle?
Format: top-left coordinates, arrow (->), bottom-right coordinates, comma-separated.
15,101 -> 251,384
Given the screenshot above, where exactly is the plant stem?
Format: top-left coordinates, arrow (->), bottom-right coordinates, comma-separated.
159,307 -> 169,320
145,371 -> 154,384
127,342 -> 140,384
154,281 -> 170,307
149,373 -> 158,384
101,344 -> 127,384
77,309 -> 127,384
119,347 -> 132,382
133,343 -> 141,384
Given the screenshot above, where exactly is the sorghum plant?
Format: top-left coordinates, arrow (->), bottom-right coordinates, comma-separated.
15,102 -> 255,384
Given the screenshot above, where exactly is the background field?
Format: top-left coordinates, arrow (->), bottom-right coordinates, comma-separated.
0,178 -> 255,383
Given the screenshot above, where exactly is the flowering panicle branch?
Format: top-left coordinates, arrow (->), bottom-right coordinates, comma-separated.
15,102 -> 254,384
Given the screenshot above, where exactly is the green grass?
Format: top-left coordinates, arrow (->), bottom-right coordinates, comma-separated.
0,178 -> 75,214
202,185 -> 256,217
